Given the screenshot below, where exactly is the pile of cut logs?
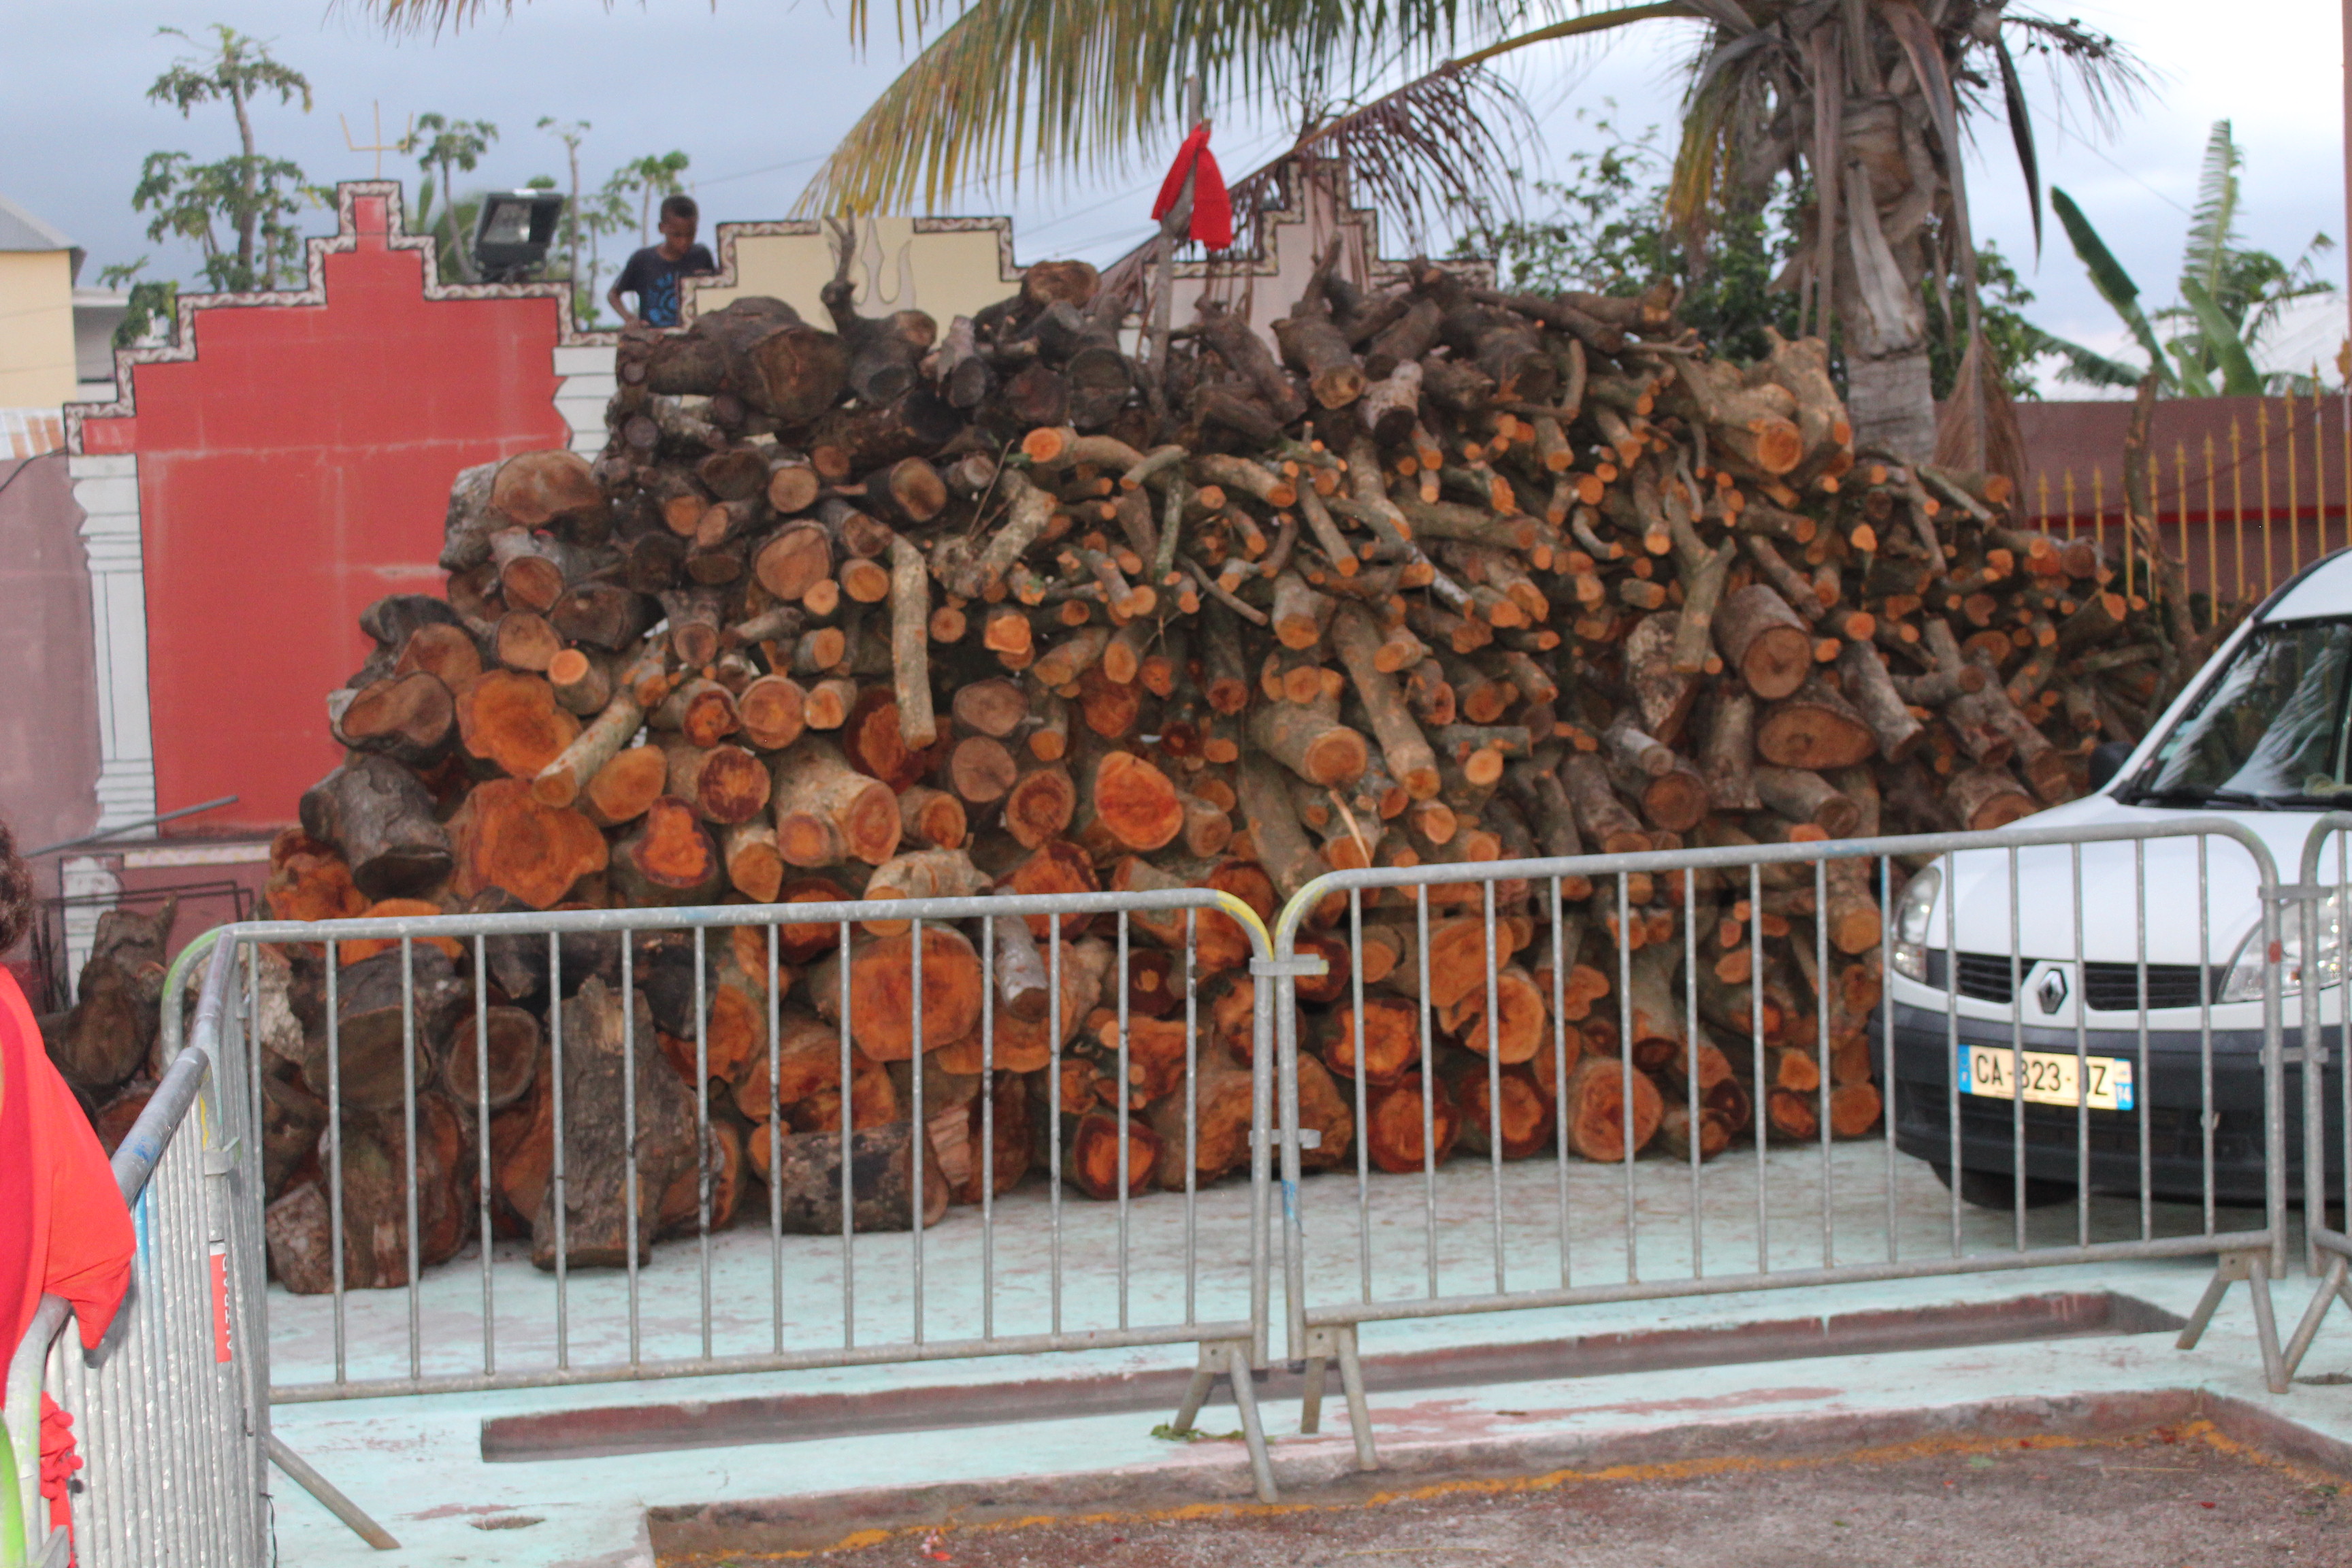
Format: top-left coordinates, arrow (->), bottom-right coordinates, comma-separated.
231,243 -> 2191,1290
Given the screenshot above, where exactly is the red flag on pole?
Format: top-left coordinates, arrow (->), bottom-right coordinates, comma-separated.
1151,122 -> 1233,251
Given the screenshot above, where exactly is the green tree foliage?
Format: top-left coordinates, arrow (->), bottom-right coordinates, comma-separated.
404,112 -> 500,282
603,151 -> 692,246
2047,121 -> 2335,395
133,25 -> 320,292
1456,116 -> 2046,399
95,260 -> 177,352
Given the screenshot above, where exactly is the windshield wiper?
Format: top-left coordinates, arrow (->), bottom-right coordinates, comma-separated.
2118,786 -> 2279,810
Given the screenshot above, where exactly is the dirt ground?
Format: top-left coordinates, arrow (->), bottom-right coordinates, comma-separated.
668,1422 -> 2352,1567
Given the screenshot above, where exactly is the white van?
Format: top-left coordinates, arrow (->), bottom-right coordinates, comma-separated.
1886,551 -> 2351,1209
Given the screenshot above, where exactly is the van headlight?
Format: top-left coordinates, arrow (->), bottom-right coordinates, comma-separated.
1891,863 -> 1942,982
2219,891 -> 2343,1002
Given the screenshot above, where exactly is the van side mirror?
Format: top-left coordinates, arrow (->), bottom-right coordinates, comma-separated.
2087,741 -> 2133,792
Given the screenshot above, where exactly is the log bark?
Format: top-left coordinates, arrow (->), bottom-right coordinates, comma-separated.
301,755 -> 455,900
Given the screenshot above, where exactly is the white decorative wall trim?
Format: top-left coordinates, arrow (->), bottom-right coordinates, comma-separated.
69,452 -> 157,833
59,855 -> 119,1002
553,343 -> 617,456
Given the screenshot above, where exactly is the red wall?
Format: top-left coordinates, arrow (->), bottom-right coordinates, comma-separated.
79,191 -> 572,831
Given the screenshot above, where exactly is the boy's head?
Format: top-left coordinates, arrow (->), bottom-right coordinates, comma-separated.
657,194 -> 699,252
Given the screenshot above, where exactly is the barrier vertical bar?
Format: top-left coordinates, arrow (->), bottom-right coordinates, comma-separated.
551,933 -> 568,1368
404,940 -> 423,1382
1684,863 -> 1702,1278
767,922 -> 782,1354
624,930 -> 640,1367
980,913 -> 997,1341
695,924 -> 713,1361
474,934 -> 494,1376
913,915 -> 927,1345
1752,863 -> 1768,1273
1483,881 -> 1505,1291
840,917 -> 855,1349
1418,887 -> 1437,1298
1551,875 -> 1573,1288
325,938 -> 345,1384
1351,890 -> 1372,1304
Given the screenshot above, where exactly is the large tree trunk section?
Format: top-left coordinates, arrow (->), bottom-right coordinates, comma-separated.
48,896 -> 178,1092
772,739 -> 904,868
1554,1051 -> 1665,1162
440,1003 -> 541,1113
1450,1060 -> 1554,1160
301,756 -> 455,900
1055,1109 -> 1164,1200
263,1094 -> 471,1292
807,926 -> 986,1061
609,796 -> 725,906
1712,585 -> 1814,700
747,1121 -> 950,1231
532,977 -> 701,1270
1362,1072 -> 1460,1174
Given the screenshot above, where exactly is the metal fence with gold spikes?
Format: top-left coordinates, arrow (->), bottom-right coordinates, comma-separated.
2019,389 -> 2351,607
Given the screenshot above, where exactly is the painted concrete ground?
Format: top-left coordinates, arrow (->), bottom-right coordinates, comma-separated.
713,1424 -> 2350,1568
259,1140 -> 2352,1567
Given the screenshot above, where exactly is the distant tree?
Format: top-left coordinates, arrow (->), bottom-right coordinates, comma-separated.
134,24 -> 319,291
404,112 -> 499,281
536,118 -> 598,322
604,151 -> 692,246
95,259 -> 177,350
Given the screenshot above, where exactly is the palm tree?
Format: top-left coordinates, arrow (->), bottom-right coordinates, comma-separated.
2044,120 -> 2337,397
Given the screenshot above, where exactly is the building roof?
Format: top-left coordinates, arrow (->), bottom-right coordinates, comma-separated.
0,191 -> 84,280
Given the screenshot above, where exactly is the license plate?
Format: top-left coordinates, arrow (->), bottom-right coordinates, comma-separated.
1957,1045 -> 2136,1112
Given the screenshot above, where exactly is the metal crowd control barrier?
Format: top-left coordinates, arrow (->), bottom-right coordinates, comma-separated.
169,883 -> 1286,1504
1266,817 -> 2293,1469
2285,813 -> 2352,1374
6,936 -> 270,1568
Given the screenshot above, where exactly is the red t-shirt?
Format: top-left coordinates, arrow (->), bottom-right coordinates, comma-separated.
1,968 -> 135,1356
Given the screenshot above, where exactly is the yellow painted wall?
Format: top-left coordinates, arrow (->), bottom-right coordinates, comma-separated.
689,216 -> 1018,330
0,249 -> 77,406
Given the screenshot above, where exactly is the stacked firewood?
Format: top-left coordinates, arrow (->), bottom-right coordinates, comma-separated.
249,242 -> 2185,1290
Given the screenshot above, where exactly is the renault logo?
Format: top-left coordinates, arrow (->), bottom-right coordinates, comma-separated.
2036,967 -> 2070,1015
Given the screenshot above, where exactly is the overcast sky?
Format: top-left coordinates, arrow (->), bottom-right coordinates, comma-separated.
5,1 -> 2347,384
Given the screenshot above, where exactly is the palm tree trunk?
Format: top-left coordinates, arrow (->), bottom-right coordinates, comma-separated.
1832,164 -> 1937,462
1843,348 -> 1937,461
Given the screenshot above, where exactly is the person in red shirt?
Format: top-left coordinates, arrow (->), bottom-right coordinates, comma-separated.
1,816 -> 136,1551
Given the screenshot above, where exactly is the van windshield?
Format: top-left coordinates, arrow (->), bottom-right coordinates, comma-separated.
2123,620 -> 2352,806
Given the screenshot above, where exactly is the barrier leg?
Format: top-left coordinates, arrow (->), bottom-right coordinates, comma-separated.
267,1433 -> 401,1550
1169,1343 -> 1221,1436
1222,1341 -> 1279,1504
1330,1326 -> 1377,1473
1298,1352 -> 1328,1435
2177,1249 -> 2288,1394
2283,1253 -> 2352,1380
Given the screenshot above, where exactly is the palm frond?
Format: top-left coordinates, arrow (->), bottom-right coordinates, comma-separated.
2050,187 -> 2176,392
1993,39 -> 2042,257
2000,10 -> 2151,138
1451,1 -> 1703,70
1225,63 -> 1533,255
799,0 -> 1526,213
2180,119 -> 2241,304
2178,276 -> 2265,397
2041,336 -> 2148,391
